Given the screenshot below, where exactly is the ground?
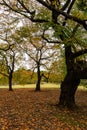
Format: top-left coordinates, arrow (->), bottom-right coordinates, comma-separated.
0,88 -> 87,130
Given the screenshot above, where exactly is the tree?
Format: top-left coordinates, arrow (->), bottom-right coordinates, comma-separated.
0,0 -> 87,108
0,45 -> 16,91
0,11 -> 22,90
16,24 -> 58,91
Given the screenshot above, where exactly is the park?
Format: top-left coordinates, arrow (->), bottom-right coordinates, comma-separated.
0,0 -> 87,130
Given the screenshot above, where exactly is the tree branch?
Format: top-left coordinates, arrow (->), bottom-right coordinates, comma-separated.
73,49 -> 87,59
0,72 -> 8,77
1,0 -> 49,23
61,0 -> 71,11
42,35 -> 61,44
63,0 -> 76,26
36,0 -> 87,30
42,29 -> 61,44
1,0 -> 87,29
0,44 -> 14,51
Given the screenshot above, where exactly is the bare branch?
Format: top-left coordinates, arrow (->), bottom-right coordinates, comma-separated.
42,35 -> 61,44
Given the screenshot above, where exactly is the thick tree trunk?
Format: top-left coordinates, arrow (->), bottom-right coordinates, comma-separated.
58,45 -> 81,109
58,71 -> 80,109
8,73 -> 13,91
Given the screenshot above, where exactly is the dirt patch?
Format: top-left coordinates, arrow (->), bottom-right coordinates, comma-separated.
0,88 -> 87,130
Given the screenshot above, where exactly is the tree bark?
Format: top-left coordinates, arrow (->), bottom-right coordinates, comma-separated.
58,46 -> 87,109
8,72 -> 13,91
35,76 -> 41,91
58,71 -> 80,109
58,46 -> 80,109
35,62 -> 41,91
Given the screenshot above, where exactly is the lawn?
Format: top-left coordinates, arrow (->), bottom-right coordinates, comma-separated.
0,83 -> 60,89
0,84 -> 87,130
0,83 -> 87,90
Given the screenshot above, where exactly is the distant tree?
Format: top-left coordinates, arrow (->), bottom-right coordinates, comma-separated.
0,12 -> 22,90
0,47 -> 15,91
17,24 -> 58,91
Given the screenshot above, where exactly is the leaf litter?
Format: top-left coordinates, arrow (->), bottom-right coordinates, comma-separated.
0,88 -> 87,130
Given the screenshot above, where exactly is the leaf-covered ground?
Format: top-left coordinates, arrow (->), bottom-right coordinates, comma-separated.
0,88 -> 87,130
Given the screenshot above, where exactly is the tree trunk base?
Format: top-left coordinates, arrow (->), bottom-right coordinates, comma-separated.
35,88 -> 41,91
58,72 -> 80,110
57,101 -> 78,109
35,84 -> 41,91
9,88 -> 13,91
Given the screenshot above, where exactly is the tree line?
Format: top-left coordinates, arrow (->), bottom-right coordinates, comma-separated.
0,66 -> 65,86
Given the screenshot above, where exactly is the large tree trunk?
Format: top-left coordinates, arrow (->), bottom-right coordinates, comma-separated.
58,46 -> 81,109
58,71 -> 80,109
58,45 -> 87,109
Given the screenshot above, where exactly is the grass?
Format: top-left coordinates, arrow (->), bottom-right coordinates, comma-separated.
0,83 -> 87,90
0,83 -> 60,89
